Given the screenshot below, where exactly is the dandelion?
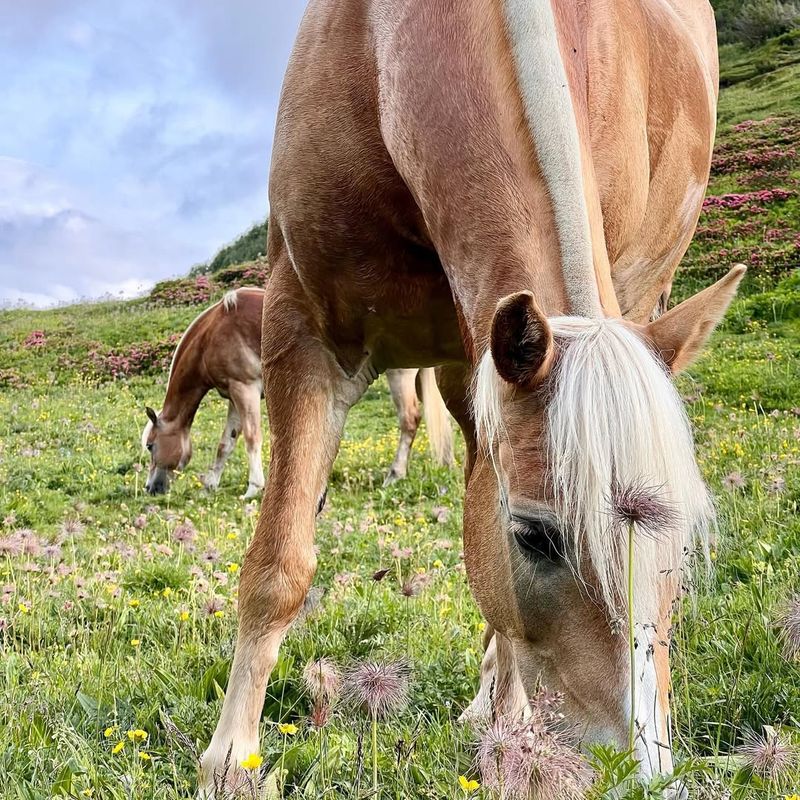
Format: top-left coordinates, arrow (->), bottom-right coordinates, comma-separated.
127,729 -> 148,743
130,639 -> 141,647
161,587 -> 172,598
138,751 -> 151,761
303,657 -> 341,703
459,775 -> 480,792
226,562 -> 239,574
112,741 -> 125,754
81,789 -> 94,797
18,602 -> 29,614
740,726 -> 798,781
128,598 -> 140,608
777,594 -> 800,660
240,753 -> 263,770
104,726 -> 117,738
278,723 -> 298,736
178,609 -> 190,622
213,610 -> 224,619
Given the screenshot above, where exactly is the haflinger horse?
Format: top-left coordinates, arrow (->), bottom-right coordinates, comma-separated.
200,0 -> 744,795
142,288 -> 452,497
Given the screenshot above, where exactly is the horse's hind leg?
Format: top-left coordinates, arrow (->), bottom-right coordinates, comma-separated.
384,368 -> 420,485
199,286 -> 372,796
202,401 -> 241,491
228,381 -> 265,499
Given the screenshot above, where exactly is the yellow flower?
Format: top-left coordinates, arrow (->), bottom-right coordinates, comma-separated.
240,753 -> 263,770
226,532 -> 238,540
278,723 -> 298,736
784,795 -> 800,800
178,610 -> 190,622
227,562 -> 239,573
459,775 -> 480,792
139,752 -> 151,761
18,602 -> 29,614
82,789 -> 94,797
104,726 -> 117,738
433,559 -> 444,569
214,610 -> 224,618
112,741 -> 125,754
130,639 -> 141,647
128,598 -> 140,608
161,587 -> 172,598
127,729 -> 148,742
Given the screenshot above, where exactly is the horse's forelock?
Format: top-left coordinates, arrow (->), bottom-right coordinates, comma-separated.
472,316 -> 713,623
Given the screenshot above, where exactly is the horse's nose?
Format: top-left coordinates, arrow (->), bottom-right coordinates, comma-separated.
148,479 -> 167,495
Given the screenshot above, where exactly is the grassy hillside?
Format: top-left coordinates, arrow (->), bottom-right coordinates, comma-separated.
1,39 -> 799,800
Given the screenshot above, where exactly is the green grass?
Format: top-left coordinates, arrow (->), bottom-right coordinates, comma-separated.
1,34 -> 800,800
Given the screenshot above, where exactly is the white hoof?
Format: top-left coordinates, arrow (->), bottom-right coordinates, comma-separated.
241,483 -> 263,500
383,468 -> 405,487
201,474 -> 220,491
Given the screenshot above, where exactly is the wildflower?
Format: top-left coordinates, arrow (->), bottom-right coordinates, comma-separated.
401,572 -> 430,597
81,789 -> 94,797
303,657 -> 341,703
433,559 -> 444,569
611,483 -> 679,534
171,521 -> 196,546
104,726 -> 117,738
214,610 -> 224,618
372,567 -> 390,582
344,660 -> 410,719
278,723 -> 298,736
127,729 -> 148,743
112,741 -> 125,754
18,602 -> 29,614
777,595 -> 800,660
161,587 -> 172,598
178,610 -> 190,622
202,547 -> 220,564
226,562 -> 239,574
226,532 -> 238,540
309,701 -> 332,729
203,596 -> 225,617
458,775 -> 480,792
128,598 -> 140,608
723,471 -> 746,491
477,689 -> 593,799
240,753 -> 263,770
133,515 -> 147,529
130,639 -> 141,647
740,726 -> 798,781
139,751 -> 151,761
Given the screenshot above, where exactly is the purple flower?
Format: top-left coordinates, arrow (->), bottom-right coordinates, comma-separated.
172,520 -> 196,546
777,595 -> 800,661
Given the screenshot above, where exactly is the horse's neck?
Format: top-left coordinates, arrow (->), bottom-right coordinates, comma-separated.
160,352 -> 209,429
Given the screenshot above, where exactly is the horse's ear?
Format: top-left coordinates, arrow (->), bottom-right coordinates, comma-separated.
490,291 -> 554,387
145,406 -> 159,426
644,264 -> 746,374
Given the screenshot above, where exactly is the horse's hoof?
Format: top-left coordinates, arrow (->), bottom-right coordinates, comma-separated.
241,484 -> 263,500
200,475 -> 220,491
383,469 -> 404,487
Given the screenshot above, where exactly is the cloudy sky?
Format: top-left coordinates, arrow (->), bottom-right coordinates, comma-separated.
0,1 -> 306,307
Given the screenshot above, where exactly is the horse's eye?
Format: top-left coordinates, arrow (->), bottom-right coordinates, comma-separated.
510,516 -> 563,561
146,443 -> 154,452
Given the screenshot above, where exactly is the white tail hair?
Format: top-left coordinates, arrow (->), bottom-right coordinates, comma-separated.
473,316 -> 714,623
419,368 -> 454,467
222,290 -> 238,311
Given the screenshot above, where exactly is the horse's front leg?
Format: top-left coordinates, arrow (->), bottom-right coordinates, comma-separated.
228,381 -> 265,499
198,306 -> 371,797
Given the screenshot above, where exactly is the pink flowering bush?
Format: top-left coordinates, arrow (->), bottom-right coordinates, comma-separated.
148,276 -> 218,307
23,330 -> 47,349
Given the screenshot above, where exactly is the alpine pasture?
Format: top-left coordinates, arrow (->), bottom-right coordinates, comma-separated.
1,33 -> 799,800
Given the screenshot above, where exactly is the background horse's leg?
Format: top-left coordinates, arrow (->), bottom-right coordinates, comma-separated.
202,400 -> 241,491
384,368 -> 420,485
199,297 -> 371,796
229,381 -> 265,499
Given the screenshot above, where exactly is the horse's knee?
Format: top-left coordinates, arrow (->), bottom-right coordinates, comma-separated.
400,406 -> 421,435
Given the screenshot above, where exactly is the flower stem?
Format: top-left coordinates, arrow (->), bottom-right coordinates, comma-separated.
628,520 -> 636,754
372,712 -> 378,794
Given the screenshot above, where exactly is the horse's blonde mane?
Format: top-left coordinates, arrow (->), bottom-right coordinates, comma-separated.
473,316 -> 713,624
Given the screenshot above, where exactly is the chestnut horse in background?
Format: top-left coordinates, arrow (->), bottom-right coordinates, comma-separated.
142,288 -> 453,497
200,0 -> 745,795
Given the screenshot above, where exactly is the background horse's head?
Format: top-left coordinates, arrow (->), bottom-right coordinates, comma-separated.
466,266 -> 745,780
141,406 -> 192,494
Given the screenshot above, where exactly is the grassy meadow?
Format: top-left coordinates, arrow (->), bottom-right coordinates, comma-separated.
1,36 -> 800,800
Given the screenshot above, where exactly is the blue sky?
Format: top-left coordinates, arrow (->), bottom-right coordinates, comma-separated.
0,1 -> 306,306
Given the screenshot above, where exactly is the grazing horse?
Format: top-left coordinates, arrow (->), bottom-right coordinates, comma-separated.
142,289 -> 453,496
200,0 -> 743,794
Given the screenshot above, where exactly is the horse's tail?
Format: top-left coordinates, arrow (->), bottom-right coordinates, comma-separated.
419,368 -> 454,467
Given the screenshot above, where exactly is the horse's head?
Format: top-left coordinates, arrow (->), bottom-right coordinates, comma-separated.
465,266 -> 745,780
141,406 -> 192,494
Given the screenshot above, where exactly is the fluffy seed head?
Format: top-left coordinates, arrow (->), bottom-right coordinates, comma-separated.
303,657 -> 341,703
611,482 -> 679,535
343,660 -> 410,719
778,594 -> 800,660
740,726 -> 798,781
